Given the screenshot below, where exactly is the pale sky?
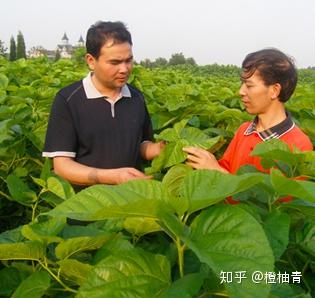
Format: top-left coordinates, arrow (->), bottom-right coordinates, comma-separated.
1,0 -> 315,68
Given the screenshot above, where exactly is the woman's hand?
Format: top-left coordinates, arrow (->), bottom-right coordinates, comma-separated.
182,146 -> 228,173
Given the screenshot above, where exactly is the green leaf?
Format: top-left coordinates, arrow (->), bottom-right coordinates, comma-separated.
92,234 -> 134,264
180,170 -> 263,214
146,141 -> 188,174
250,139 -> 305,176
160,273 -> 205,298
0,226 -> 24,244
58,259 -> 92,285
0,267 -> 25,296
161,205 -> 274,298
6,174 -> 37,206
280,200 -> 315,220
263,211 -> 290,260
0,73 -> 9,90
55,234 -> 112,260
270,169 -> 315,202
77,249 -> 171,298
0,241 -> 45,260
47,176 -> 75,200
296,219 -> 315,256
40,158 -> 52,181
48,180 -> 170,221
123,217 -> 162,236
11,271 -> 51,298
162,164 -> 193,198
21,217 -> 66,244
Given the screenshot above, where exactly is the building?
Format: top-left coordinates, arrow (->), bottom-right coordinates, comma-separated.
56,33 -> 85,59
28,33 -> 85,59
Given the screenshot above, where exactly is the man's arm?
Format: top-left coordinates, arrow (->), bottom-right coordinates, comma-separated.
140,141 -> 166,160
53,157 -> 151,185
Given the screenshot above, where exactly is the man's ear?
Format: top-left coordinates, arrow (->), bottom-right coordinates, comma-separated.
271,83 -> 281,99
85,53 -> 95,70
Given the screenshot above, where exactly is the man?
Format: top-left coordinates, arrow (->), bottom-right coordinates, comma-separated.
183,48 -> 313,173
43,21 -> 164,186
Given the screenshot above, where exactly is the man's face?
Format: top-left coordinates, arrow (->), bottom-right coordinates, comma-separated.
86,41 -> 133,90
239,70 -> 277,115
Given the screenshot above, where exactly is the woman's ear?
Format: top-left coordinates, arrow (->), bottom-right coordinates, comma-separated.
271,83 -> 281,99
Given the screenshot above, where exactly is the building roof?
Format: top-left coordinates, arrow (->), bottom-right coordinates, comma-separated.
62,33 -> 69,41
78,35 -> 84,43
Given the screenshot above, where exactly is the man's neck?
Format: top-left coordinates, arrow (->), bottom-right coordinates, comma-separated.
256,105 -> 286,132
91,74 -> 121,100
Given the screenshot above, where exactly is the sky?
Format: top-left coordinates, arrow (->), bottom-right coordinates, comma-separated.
1,0 -> 315,68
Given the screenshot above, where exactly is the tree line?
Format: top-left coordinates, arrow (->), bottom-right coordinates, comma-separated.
139,52 -> 197,68
0,31 -> 26,61
1,34 -> 315,71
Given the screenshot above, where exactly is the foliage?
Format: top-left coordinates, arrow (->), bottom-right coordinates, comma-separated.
0,40 -> 7,57
0,58 -> 314,297
16,31 -> 27,59
72,46 -> 86,65
9,36 -> 16,61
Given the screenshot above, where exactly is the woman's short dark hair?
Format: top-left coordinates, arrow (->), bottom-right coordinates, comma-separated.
86,21 -> 132,59
241,48 -> 297,102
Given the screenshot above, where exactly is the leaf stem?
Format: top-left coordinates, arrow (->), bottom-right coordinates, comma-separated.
39,259 -> 77,293
175,236 -> 185,278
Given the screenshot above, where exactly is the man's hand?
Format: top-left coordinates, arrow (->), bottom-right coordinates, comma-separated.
140,141 -> 166,160
110,167 -> 152,184
53,157 -> 152,186
182,146 -> 228,173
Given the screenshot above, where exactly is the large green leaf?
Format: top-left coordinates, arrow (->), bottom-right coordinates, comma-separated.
180,170 -> 263,214
21,217 -> 66,244
0,73 -> 9,90
280,200 -> 315,220
11,271 -> 51,298
58,259 -> 92,285
162,164 -> 193,197
123,217 -> 162,236
0,241 -> 45,260
77,249 -> 171,298
0,267 -> 25,296
270,170 -> 315,202
147,120 -> 221,174
48,180 -> 170,221
6,174 -> 37,206
296,219 -> 315,256
250,139 -> 313,177
47,175 -> 75,200
55,234 -> 112,260
263,211 -> 290,260
160,273 -> 205,298
161,205 -> 274,298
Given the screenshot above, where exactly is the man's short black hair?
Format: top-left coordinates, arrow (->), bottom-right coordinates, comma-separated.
86,21 -> 132,59
241,48 -> 297,102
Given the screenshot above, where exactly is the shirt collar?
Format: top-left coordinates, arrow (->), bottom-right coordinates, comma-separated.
244,111 -> 295,141
82,72 -> 131,100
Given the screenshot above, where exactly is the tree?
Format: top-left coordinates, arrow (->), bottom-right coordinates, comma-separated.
0,40 -> 7,57
154,57 -> 168,67
72,46 -> 86,64
16,31 -> 26,59
54,49 -> 61,61
140,58 -> 154,68
9,36 -> 16,61
168,52 -> 186,66
186,57 -> 197,66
